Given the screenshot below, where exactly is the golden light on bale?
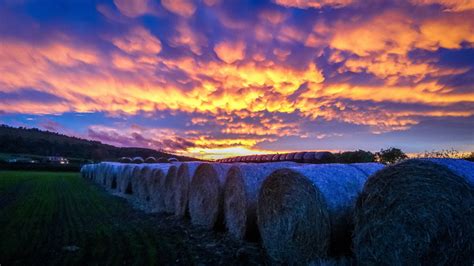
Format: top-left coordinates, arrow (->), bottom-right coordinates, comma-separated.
257,163 -> 385,264
354,159 -> 474,265
189,163 -> 233,229
223,162 -> 299,241
172,162 -> 203,217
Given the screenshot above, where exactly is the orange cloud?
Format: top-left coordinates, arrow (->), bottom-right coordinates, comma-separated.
213,40 -> 246,64
169,21 -> 208,55
161,0 -> 196,17
113,0 -> 152,17
274,0 -> 354,9
110,26 -> 162,55
259,9 -> 288,25
410,0 -> 474,11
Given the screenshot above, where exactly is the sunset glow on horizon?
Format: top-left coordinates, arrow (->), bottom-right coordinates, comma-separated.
0,0 -> 473,159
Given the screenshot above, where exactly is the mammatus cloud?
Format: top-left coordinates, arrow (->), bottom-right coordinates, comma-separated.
161,0 -> 197,17
410,0 -> 474,11
113,0 -> 153,17
213,40 -> 246,64
274,0 -> 354,9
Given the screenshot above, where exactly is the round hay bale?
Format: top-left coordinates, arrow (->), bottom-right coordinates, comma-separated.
285,153 -> 297,161
293,152 -> 306,162
157,157 -> 168,163
224,162 -> 299,241
189,163 -> 233,229
84,164 -> 93,180
354,159 -> 474,265
145,157 -> 157,163
271,154 -> 280,162
132,157 -> 144,164
302,152 -> 316,163
80,164 -> 88,179
173,162 -> 203,217
119,157 -> 132,163
278,154 -> 287,161
163,165 -> 180,213
314,152 -> 336,163
119,164 -> 140,195
104,163 -> 121,189
168,157 -> 179,162
130,165 -> 156,210
146,164 -> 177,213
257,163 -> 384,263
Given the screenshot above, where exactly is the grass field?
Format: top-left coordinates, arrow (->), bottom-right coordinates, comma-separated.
0,171 -> 237,265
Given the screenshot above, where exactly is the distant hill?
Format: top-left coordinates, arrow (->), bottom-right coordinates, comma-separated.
0,125 -> 199,162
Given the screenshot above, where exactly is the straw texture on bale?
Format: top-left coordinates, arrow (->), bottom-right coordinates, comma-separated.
189,163 -> 232,229
131,165 -> 155,210
146,164 -> 176,213
119,165 -> 140,195
354,159 -> 474,265
257,163 -> 383,263
173,162 -> 203,217
105,163 -> 121,189
163,165 -> 180,213
223,162 -> 298,240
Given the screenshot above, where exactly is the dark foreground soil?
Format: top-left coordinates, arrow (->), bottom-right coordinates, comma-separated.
0,171 -> 264,265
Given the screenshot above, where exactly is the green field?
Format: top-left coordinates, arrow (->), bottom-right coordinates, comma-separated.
0,171 -> 209,265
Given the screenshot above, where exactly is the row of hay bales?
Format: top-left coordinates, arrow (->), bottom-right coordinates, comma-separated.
215,151 -> 335,164
80,158 -> 474,264
118,156 -> 179,164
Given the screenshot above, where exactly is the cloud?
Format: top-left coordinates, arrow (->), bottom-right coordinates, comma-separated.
113,0 -> 153,17
274,0 -> 354,9
161,0 -> 196,17
168,21 -> 208,55
88,125 -> 196,152
110,26 -> 162,55
1,0 -> 474,157
410,0 -> 474,11
213,40 -> 246,64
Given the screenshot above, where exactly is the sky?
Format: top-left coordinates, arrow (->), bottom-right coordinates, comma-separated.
0,0 -> 473,159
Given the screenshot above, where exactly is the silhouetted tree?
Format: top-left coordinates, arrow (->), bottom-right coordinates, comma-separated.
336,150 -> 375,163
375,147 -> 408,164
